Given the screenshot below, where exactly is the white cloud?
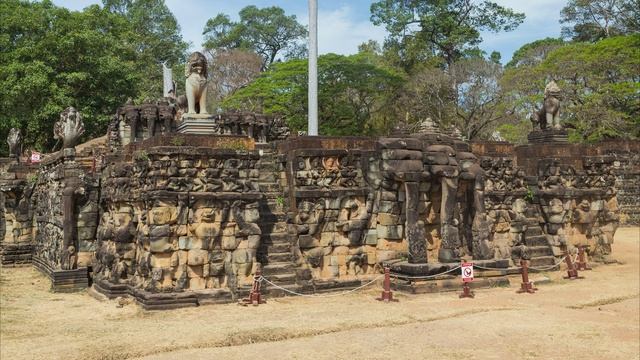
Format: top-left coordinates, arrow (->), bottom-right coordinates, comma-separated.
298,5 -> 387,55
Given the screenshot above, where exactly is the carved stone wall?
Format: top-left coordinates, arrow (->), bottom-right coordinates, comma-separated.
94,139 -> 263,299
0,159 -> 36,265
32,152 -> 100,271
3,131 -> 638,302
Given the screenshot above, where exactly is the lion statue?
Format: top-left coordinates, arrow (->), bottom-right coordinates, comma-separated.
531,81 -> 562,130
184,51 -> 208,115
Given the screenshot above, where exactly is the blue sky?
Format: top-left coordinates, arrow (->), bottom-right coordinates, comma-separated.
53,0 -> 565,64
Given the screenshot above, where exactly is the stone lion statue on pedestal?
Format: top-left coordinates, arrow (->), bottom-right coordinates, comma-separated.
184,51 -> 208,115
531,81 -> 562,130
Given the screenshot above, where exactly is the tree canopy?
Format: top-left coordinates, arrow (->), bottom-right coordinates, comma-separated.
202,6 -> 307,70
370,0 -> 525,69
560,0 -> 640,42
501,34 -> 639,143
222,54 -> 403,136
0,0 -> 187,155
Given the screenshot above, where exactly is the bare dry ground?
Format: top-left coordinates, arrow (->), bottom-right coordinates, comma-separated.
1,227 -> 638,360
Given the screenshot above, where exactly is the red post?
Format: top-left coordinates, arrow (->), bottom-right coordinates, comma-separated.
575,245 -> 592,271
516,259 -> 538,294
459,282 -> 475,298
242,267 -> 265,306
459,262 -> 474,298
563,246 -> 583,280
377,266 -> 397,302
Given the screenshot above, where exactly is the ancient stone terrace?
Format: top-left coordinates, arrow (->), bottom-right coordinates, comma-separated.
2,77 -> 639,309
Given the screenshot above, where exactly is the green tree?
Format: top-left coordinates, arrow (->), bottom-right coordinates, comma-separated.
222,54 -> 403,135
0,0 -> 140,155
506,38 -> 565,68
102,0 -> 188,98
501,35 -> 640,142
0,0 -> 187,156
398,56 -> 511,140
370,0 -> 525,70
203,6 -> 307,70
560,0 -> 640,42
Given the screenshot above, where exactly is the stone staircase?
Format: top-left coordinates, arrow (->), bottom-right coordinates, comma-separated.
523,208 -> 556,268
254,147 -> 302,296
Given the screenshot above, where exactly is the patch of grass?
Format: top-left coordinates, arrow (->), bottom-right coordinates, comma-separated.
566,294 -> 639,309
135,150 -> 149,161
26,173 -> 38,184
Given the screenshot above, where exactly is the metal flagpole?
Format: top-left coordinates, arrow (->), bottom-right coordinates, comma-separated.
308,0 -> 318,136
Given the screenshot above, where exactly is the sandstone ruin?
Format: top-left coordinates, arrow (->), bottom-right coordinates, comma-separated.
1,71 -> 638,309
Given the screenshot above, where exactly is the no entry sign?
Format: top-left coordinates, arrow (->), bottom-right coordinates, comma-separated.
461,262 -> 474,283
30,152 -> 42,164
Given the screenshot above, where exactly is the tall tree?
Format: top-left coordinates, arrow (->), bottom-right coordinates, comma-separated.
506,38 -> 566,68
222,54 -> 403,135
370,0 -> 525,70
205,49 -> 263,111
102,0 -> 188,98
560,0 -> 640,42
501,35 -> 640,142
397,56 -> 510,140
0,1 -> 140,154
202,6 -> 307,70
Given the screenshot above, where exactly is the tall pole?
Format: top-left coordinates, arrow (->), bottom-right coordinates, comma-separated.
308,0 -> 318,136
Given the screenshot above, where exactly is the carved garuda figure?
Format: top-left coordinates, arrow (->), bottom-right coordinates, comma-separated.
54,106 -> 85,149
184,51 -> 208,115
7,128 -> 22,158
531,81 -> 562,130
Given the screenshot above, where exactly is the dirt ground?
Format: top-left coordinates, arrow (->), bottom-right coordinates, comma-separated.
1,228 -> 638,360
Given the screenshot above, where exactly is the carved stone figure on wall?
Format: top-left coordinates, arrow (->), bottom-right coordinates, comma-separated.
531,81 -> 562,130
140,99 -> 158,139
7,128 -> 22,159
184,51 -> 208,115
157,98 -> 176,134
54,107 -> 85,149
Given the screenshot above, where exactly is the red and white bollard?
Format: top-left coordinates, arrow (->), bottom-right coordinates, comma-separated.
516,259 -> 538,294
377,265 -> 397,302
563,246 -> 583,280
241,267 -> 265,306
575,245 -> 592,271
459,262 -> 475,298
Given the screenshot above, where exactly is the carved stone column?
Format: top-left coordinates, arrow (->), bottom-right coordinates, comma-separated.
405,181 -> 426,263
439,176 -> 460,262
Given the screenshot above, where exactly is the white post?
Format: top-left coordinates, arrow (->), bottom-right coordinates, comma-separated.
308,0 -> 318,136
162,62 -> 174,98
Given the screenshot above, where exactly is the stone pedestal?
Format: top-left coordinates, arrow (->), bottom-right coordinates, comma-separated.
177,114 -> 219,135
528,129 -> 568,143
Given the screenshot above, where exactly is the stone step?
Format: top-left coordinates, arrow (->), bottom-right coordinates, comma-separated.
261,233 -> 291,244
262,273 -> 297,285
528,245 -> 553,257
262,262 -> 296,275
266,252 -> 295,263
530,256 -> 556,267
258,221 -> 288,234
525,235 -> 548,247
263,283 -> 305,297
265,242 -> 292,253
525,227 -> 544,236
